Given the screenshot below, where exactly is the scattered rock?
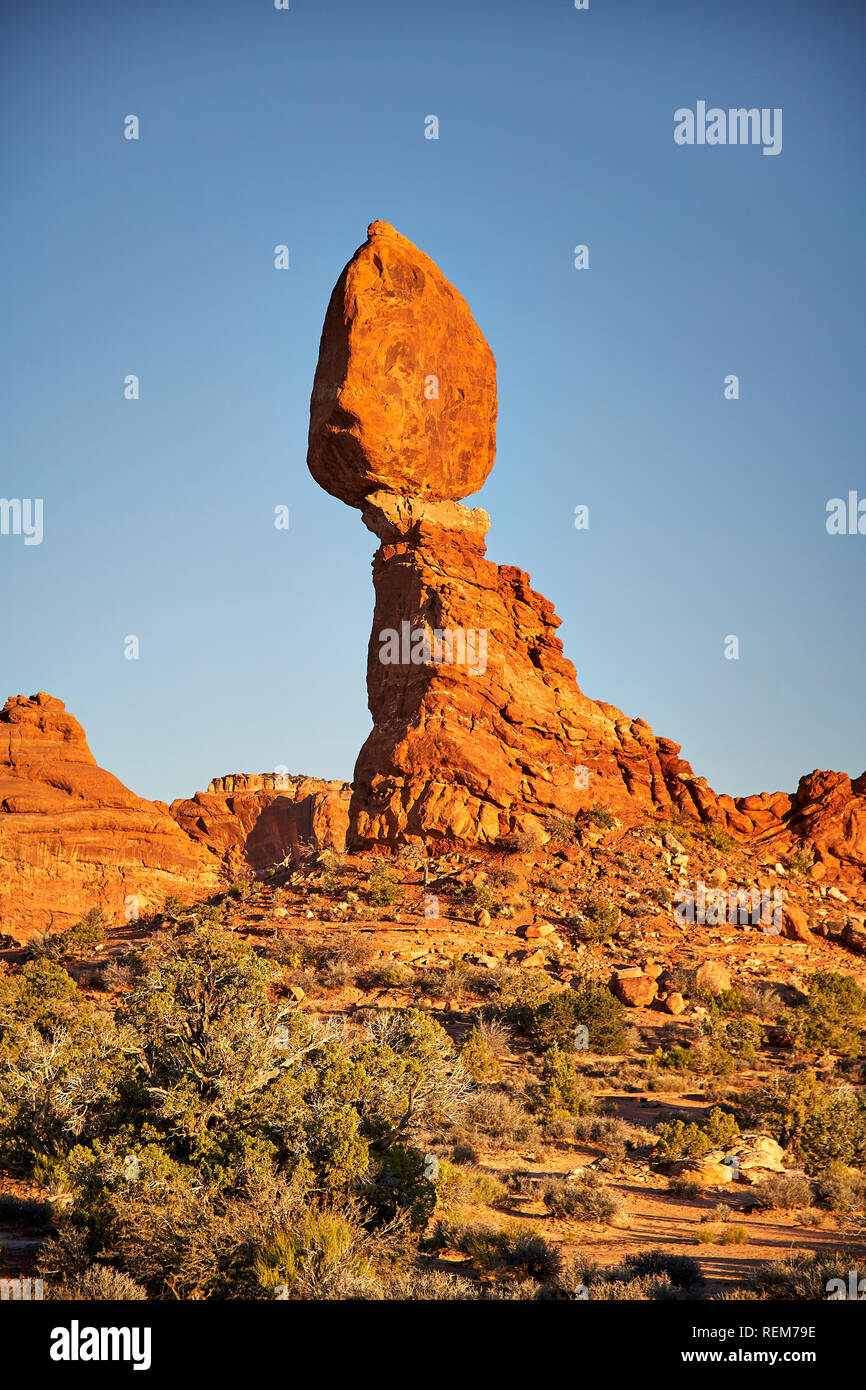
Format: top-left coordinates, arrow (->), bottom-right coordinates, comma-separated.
783,901 -> 815,943
694,962 -> 732,995
613,974 -> 658,1008
841,920 -> 866,955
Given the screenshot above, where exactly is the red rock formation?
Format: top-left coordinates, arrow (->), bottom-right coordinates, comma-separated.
308,221 -> 496,507
170,773 -> 351,870
0,693 -> 219,939
307,222 -> 866,879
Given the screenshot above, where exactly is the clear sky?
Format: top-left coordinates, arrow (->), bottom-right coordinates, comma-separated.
2,0 -> 864,805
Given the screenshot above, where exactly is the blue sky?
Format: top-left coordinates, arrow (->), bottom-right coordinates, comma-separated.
1,0 -> 864,804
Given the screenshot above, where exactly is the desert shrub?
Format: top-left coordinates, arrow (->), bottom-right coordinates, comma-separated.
380,1269 -> 480,1300
575,900 -> 621,945
700,1202 -> 734,1224
507,827 -> 544,854
493,969 -> 556,1026
507,983 -> 628,1055
702,824 -> 736,854
739,984 -> 785,1021
748,1070 -> 866,1171
788,846 -> 816,875
538,1044 -> 596,1119
317,958 -> 356,990
475,1017 -> 512,1057
32,908 -> 110,963
750,1171 -> 812,1211
327,935 -> 375,971
581,805 -> 615,830
542,1172 -> 624,1224
0,957 -> 80,1036
583,1272 -> 685,1301
9,927 -> 484,1297
813,1161 -> 866,1212
707,987 -> 746,1017
749,1249 -> 857,1301
363,1145 -> 438,1231
667,1176 -> 700,1199
654,1045 -> 696,1072
58,1265 -> 148,1300
654,1039 -> 738,1076
653,1107 -> 740,1163
367,864 -> 404,908
786,971 -> 866,1058
716,1016 -> 762,1061
434,1159 -> 507,1209
623,1249 -> 703,1289
253,1208 -> 376,1298
463,1089 -> 538,1148
0,1013 -> 135,1165
698,1224 -> 749,1245
545,815 -> 577,845
96,959 -> 136,992
568,1115 -> 639,1159
431,1218 -> 561,1281
369,961 -> 412,990
460,1027 -> 501,1082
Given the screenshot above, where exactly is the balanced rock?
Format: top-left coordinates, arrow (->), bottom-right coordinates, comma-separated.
308,223 -> 866,865
308,221 -> 497,507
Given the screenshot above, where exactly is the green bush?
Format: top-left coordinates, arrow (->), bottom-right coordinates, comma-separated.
363,1145 -> 437,1230
702,824 -> 736,854
460,1027 -> 501,1082
783,972 -> 866,1059
434,1159 -> 506,1209
748,1071 -> 866,1172
505,983 -> 628,1055
367,864 -> 404,908
0,957 -> 80,1035
575,901 -> 621,945
538,1044 -> 596,1118
813,1161 -> 866,1212
653,1107 -> 740,1163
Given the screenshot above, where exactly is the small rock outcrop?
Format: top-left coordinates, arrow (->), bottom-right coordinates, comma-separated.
170,773 -> 351,869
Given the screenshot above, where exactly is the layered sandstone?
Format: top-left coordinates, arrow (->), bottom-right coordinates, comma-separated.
307,222 -> 866,877
170,773 -> 351,869
0,693 -> 219,939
